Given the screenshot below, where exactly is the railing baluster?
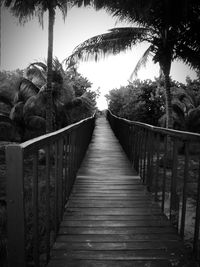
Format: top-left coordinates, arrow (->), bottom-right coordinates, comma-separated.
63,137 -> 69,206
106,109 -> 200,259
180,141 -> 189,238
64,135 -> 69,201
138,129 -> 143,177
133,126 -> 137,169
58,138 -> 64,222
142,129 -> 148,184
6,145 -> 26,267
161,135 -> 167,212
5,114 -> 95,266
146,130 -> 154,190
136,127 -> 140,172
32,151 -> 39,266
170,138 -> 179,229
72,131 -> 76,183
54,141 -> 59,236
45,145 -> 51,263
68,132 -> 73,191
129,125 -> 134,167
193,155 -> 200,259
154,133 -> 160,202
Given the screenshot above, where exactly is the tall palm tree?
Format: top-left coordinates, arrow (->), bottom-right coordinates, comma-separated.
67,0 -> 200,128
0,0 -> 69,132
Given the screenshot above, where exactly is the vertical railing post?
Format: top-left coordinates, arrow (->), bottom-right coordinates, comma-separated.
161,135 -> 167,212
135,127 -> 139,172
170,138 -> 179,229
180,141 -> 189,238
64,134 -> 70,200
32,151 -> 39,266
154,133 -> 160,202
107,110 -> 200,259
54,141 -> 59,235
45,145 -> 51,263
193,155 -> 200,260
58,138 -> 64,222
146,130 -> 154,190
142,129 -> 148,184
6,145 -> 26,267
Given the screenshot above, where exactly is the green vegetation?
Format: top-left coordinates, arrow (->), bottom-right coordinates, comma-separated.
67,0 -> 200,128
106,76 -> 200,133
0,59 -> 97,142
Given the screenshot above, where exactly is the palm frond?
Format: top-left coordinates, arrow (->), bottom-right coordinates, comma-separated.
72,0 -> 93,8
9,0 -> 36,23
175,44 -> 200,70
64,27 -> 148,64
129,45 -> 153,81
28,62 -> 47,72
2,0 -> 68,25
57,0 -> 68,21
63,57 -> 78,70
26,58 -> 65,79
25,62 -> 47,83
52,57 -> 65,76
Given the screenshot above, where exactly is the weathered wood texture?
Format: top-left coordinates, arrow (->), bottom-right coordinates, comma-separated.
48,117 -> 193,267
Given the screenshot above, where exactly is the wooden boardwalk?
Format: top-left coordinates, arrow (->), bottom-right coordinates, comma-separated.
48,117 -> 191,267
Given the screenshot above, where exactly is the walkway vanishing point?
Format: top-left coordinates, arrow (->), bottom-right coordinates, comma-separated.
48,117 -> 193,267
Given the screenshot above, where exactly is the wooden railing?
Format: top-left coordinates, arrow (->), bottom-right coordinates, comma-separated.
5,114 -> 95,267
107,109 -> 200,260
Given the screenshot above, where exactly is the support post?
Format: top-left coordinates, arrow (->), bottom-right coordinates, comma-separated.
6,145 -> 26,267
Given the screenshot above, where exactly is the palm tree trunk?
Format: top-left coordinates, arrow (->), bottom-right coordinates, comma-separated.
164,70 -> 173,129
46,5 -> 55,133
160,57 -> 173,129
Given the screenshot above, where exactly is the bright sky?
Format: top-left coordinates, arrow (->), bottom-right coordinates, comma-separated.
1,6 -> 197,110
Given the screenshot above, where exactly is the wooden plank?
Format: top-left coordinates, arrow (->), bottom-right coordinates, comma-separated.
59,227 -> 176,235
67,204 -> 158,209
56,234 -> 181,242
65,208 -> 162,216
60,220 -> 171,227
69,193 -> 150,197
72,185 -> 144,189
63,214 -> 168,221
48,259 -> 182,267
50,250 -> 185,260
68,196 -> 152,200
47,117 -> 191,267
53,240 -> 184,250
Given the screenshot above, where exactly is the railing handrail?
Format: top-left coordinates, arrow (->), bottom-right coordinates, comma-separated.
108,109 -> 200,141
6,114 -> 96,267
7,113 -> 96,152
107,109 -> 200,261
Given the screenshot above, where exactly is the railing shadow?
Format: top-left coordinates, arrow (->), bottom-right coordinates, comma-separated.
107,109 -> 200,261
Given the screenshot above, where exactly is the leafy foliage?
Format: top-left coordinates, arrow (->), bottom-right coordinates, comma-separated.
1,0 -> 69,24
171,77 -> 200,133
66,27 -> 148,63
0,59 -> 97,142
66,0 -> 200,129
106,79 -> 165,126
107,76 -> 200,134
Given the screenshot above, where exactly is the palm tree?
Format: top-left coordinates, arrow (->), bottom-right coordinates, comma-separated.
0,58 -> 96,141
66,0 -> 200,128
172,85 -> 200,133
23,58 -> 96,129
0,0 -> 68,132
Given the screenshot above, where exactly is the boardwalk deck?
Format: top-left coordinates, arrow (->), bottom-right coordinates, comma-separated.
48,117 -> 192,267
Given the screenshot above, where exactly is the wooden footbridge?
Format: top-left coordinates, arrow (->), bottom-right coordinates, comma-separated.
5,111 -> 200,266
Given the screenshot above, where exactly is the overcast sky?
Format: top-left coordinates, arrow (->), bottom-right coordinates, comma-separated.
1,6 -> 197,109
